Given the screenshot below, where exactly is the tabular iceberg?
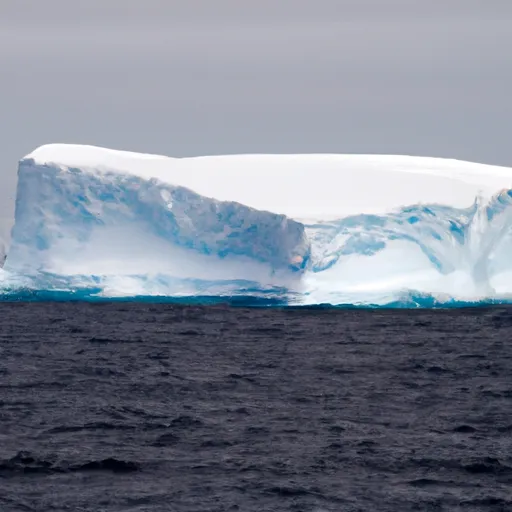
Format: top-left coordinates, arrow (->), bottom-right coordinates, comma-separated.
3,144 -> 512,306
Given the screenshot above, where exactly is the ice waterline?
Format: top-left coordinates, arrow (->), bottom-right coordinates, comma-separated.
2,144 -> 512,307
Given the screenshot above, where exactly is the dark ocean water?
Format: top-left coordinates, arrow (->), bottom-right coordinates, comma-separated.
1,303 -> 511,512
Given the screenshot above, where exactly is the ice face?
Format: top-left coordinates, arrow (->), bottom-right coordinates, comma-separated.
7,158 -> 309,284
3,144 -> 512,305
303,190 -> 512,302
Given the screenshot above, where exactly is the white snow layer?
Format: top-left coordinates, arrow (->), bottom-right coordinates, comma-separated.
5,143 -> 512,304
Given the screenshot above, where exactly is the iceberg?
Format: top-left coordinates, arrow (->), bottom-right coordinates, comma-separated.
3,143 -> 512,306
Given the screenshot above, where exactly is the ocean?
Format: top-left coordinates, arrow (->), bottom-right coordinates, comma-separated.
1,303 -> 511,511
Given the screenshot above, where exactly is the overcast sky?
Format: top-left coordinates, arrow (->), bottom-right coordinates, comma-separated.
1,0 -> 511,239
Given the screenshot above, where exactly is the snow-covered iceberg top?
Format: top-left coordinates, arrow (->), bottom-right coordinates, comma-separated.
4,143 -> 512,305
24,143 -> 512,219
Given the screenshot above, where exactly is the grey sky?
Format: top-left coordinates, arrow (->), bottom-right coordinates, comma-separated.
1,0 -> 512,240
